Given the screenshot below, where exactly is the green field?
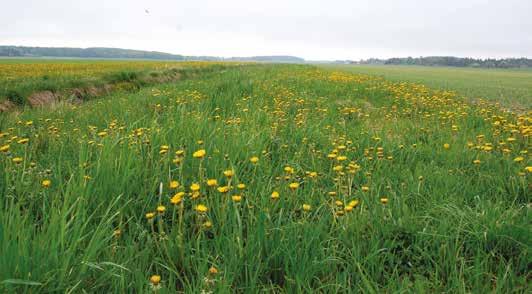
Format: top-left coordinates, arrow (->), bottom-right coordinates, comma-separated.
0,62 -> 530,292
323,64 -> 532,109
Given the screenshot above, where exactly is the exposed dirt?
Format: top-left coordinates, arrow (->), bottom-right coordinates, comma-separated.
27,91 -> 57,107
0,70 -> 183,113
0,100 -> 15,112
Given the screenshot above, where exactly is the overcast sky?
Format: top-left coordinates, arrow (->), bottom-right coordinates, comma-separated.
1,0 -> 531,60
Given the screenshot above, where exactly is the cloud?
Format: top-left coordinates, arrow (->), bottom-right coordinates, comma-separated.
1,0 -> 530,59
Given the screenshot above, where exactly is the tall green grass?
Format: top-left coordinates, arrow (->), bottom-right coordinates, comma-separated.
0,64 -> 529,292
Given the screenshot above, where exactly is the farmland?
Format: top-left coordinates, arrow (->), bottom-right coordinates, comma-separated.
0,61 -> 530,292
323,64 -> 532,110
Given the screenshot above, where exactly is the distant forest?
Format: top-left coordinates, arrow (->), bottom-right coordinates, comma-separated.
357,56 -> 532,68
0,46 -> 304,63
0,46 -> 186,60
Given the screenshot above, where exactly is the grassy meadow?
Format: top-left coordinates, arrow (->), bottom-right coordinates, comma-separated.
323,64 -> 532,110
0,61 -> 530,292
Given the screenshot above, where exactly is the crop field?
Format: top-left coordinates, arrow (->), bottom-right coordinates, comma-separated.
323,64 -> 532,110
0,61 -> 530,292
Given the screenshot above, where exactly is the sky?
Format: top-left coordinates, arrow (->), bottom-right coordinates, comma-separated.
1,0 -> 531,60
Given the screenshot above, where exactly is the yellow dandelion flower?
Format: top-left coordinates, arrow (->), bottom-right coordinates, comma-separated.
336,155 -> 347,161
195,204 -> 208,213
0,144 -> 9,152
302,204 -> 311,211
17,138 -> 29,144
271,191 -> 280,199
150,275 -> 161,285
208,266 -> 219,275
12,157 -> 23,164
207,179 -> 218,187
157,205 -> 166,214
380,197 -> 389,204
145,212 -> 155,220
190,183 -> 200,192
513,156 -> 524,163
250,156 -> 259,164
170,192 -> 184,205
223,169 -> 234,178
348,200 -> 360,208
169,180 -> 180,189
193,149 -> 206,158
289,182 -> 299,190
217,186 -> 230,193
361,186 -> 369,192
42,179 -> 51,188
203,221 -> 213,229
190,191 -> 200,199
443,143 -> 450,149
232,195 -> 242,202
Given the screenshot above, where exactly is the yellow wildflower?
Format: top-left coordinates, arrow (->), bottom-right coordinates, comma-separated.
217,186 -> 230,193
190,183 -> 200,192
195,204 -> 208,213
193,149 -> 206,158
42,179 -> 51,188
157,205 -> 166,214
223,169 -> 234,178
514,156 -> 524,163
169,180 -> 180,189
170,192 -> 184,205
289,182 -> 299,190
150,275 -> 161,285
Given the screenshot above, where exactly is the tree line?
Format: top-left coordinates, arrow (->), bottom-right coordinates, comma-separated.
356,56 -> 532,68
0,46 -> 186,60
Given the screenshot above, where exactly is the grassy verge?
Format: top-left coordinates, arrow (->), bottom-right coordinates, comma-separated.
0,60 -> 239,107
